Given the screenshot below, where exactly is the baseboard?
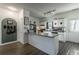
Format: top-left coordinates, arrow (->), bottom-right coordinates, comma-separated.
59,40 -> 66,42
0,41 -> 19,46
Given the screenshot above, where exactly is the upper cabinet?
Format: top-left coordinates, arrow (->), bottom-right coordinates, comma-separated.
58,20 -> 64,27
53,20 -> 59,27
53,20 -> 64,27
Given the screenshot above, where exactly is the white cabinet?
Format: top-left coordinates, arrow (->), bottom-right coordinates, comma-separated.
53,20 -> 64,27
24,32 -> 28,43
53,20 -> 59,27
29,34 -> 59,55
58,32 -> 64,41
58,32 -> 67,42
58,20 -> 64,27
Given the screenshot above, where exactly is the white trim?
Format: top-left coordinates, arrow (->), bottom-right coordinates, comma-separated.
20,41 -> 28,44
0,41 -> 19,46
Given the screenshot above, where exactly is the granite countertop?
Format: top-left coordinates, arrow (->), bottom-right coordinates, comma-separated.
37,32 -> 58,38
29,32 -> 58,38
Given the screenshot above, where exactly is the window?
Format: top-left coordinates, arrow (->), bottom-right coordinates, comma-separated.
70,20 -> 79,32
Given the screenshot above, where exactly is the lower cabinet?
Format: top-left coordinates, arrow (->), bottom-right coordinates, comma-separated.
24,32 -> 28,43
58,32 -> 67,42
29,34 -> 59,55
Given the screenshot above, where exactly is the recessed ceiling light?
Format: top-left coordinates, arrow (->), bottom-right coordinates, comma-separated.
7,6 -> 17,11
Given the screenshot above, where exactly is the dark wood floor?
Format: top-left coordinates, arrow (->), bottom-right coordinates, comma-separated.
0,41 -> 79,55
58,41 -> 79,55
0,42 -> 48,55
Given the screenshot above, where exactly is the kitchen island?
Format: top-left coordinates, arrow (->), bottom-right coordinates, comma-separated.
28,32 -> 59,55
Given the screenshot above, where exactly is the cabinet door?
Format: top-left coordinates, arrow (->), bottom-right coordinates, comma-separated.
58,20 -> 64,27
53,20 -> 59,27
24,32 -> 28,43
53,20 -> 64,27
48,22 -> 52,30
58,34 -> 63,41
58,33 -> 64,41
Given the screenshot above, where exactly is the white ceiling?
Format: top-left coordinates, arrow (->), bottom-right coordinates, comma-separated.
0,3 -> 79,18
25,3 -> 79,18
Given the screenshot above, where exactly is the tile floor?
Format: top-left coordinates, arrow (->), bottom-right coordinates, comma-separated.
58,41 -> 79,55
